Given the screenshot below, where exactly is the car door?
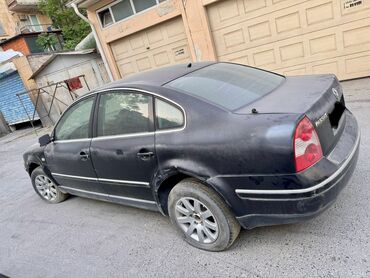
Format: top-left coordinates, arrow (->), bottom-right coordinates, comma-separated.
44,95 -> 102,193
89,90 -> 157,202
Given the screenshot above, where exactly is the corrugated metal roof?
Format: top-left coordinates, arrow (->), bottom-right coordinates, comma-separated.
0,50 -> 23,65
0,63 -> 17,78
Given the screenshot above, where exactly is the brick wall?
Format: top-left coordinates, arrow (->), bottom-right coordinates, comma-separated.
2,37 -> 30,55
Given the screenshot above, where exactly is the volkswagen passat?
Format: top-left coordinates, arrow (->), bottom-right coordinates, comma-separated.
23,62 -> 360,251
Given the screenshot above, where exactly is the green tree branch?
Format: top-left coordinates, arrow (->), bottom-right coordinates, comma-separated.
38,0 -> 91,49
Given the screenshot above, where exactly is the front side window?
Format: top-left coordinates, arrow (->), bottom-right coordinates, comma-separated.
54,97 -> 94,140
155,98 -> 184,130
97,92 -> 152,137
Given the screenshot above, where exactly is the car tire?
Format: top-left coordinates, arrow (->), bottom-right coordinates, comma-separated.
168,178 -> 240,251
31,166 -> 68,204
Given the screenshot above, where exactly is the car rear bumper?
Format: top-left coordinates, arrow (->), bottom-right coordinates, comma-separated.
233,111 -> 360,229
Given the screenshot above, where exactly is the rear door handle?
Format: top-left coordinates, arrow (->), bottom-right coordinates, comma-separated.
80,151 -> 89,161
137,150 -> 154,160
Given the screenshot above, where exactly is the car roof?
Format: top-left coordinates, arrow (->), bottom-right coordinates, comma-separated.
97,62 -> 215,90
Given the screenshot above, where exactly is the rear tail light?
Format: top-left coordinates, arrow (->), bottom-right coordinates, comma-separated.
294,117 -> 323,172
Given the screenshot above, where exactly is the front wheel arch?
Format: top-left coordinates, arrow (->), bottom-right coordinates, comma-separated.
28,162 -> 40,176
31,166 -> 68,203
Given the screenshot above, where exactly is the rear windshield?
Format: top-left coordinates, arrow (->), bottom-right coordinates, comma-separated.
164,63 -> 284,110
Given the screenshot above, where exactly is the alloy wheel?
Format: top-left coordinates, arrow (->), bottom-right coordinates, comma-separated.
175,197 -> 219,244
35,175 -> 58,201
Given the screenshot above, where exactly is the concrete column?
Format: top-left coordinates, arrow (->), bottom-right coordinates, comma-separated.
180,0 -> 217,62
12,56 -> 53,127
87,8 -> 123,80
0,111 -> 11,136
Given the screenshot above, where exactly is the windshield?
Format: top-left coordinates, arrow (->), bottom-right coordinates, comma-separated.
165,63 -> 284,110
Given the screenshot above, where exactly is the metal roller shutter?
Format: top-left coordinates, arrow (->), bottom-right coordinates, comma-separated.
0,71 -> 38,125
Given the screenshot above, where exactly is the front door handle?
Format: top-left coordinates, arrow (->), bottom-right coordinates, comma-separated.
137,150 -> 154,160
80,151 -> 89,161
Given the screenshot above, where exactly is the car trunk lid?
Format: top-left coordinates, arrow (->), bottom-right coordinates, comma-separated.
236,74 -> 346,154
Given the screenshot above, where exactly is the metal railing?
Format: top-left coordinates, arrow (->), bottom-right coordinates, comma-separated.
6,0 -> 38,7
18,24 -> 58,34
16,75 -> 90,132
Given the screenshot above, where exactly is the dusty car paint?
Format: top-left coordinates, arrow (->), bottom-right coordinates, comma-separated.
23,62 -> 360,229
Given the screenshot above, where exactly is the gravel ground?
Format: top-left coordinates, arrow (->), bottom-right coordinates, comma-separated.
0,78 -> 369,278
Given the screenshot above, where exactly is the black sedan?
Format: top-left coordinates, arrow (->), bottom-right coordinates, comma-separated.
23,62 -> 360,251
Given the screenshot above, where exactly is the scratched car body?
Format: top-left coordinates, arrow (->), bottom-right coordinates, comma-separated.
23,62 -> 360,251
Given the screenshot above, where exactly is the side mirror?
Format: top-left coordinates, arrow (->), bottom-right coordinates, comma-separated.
39,134 -> 52,146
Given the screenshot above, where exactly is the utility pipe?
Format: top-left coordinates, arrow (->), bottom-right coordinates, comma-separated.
71,3 -> 114,82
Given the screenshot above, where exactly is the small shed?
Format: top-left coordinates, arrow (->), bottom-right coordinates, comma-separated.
29,49 -> 109,123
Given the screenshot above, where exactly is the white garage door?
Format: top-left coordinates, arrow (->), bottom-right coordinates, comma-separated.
207,0 -> 370,80
110,17 -> 191,77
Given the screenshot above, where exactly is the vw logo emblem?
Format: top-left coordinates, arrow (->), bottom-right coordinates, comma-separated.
332,88 -> 340,101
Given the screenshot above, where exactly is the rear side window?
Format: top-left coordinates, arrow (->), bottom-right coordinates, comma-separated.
165,63 -> 284,111
155,98 -> 184,130
97,92 -> 152,136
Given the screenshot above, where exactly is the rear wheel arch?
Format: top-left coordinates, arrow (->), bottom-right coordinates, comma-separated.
155,171 -> 233,216
156,172 -> 191,215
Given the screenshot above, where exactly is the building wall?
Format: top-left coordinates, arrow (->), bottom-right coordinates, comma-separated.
13,12 -> 52,33
0,0 -> 53,41
34,54 -> 108,124
0,0 -> 17,39
35,54 -> 108,89
1,36 -> 30,54
12,55 -> 52,126
87,0 -> 216,80
86,0 -> 370,81
13,53 -> 109,126
27,53 -> 53,72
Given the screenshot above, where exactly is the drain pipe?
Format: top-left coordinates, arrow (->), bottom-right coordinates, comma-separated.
71,3 -> 114,82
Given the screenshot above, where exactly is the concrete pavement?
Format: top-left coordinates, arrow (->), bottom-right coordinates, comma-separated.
0,78 -> 369,277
